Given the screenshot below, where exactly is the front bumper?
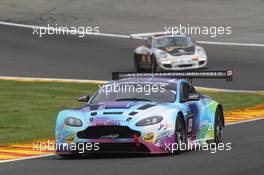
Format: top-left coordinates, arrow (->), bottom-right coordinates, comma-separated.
138,55 -> 207,71
158,56 -> 207,71
55,125 -> 176,154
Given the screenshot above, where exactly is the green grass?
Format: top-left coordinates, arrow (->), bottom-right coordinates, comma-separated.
0,80 -> 263,145
202,91 -> 264,111
0,80 -> 98,144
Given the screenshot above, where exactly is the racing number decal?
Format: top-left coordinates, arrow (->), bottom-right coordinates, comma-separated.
187,117 -> 193,134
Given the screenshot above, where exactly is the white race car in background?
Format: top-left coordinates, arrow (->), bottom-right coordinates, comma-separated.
134,34 -> 207,71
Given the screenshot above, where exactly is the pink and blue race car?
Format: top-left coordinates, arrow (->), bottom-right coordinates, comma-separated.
55,71 -> 232,157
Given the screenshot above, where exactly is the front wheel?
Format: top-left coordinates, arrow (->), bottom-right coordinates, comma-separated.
150,55 -> 159,72
174,114 -> 186,154
214,107 -> 224,144
134,53 -> 143,72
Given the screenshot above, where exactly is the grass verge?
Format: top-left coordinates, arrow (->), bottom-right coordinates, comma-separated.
0,80 -> 263,144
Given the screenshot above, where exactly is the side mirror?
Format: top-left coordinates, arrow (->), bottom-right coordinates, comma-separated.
188,94 -> 200,101
78,95 -> 90,102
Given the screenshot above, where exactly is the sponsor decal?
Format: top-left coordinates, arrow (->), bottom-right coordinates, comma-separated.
90,118 -> 121,126
154,139 -> 162,146
66,134 -> 75,144
200,120 -> 213,130
208,123 -> 214,130
100,134 -> 120,139
143,132 -> 154,143
158,123 -> 168,131
200,120 -> 209,128
157,130 -> 174,139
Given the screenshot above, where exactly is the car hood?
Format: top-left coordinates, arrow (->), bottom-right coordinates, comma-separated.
81,101 -> 173,125
157,45 -> 195,56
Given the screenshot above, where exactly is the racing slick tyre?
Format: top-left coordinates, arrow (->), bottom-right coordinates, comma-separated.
174,114 -> 187,154
214,107 -> 224,144
134,53 -> 143,72
58,153 -> 83,159
151,55 -> 159,72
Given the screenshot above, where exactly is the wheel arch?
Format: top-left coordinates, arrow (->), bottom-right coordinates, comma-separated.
174,111 -> 187,150
176,111 -> 186,132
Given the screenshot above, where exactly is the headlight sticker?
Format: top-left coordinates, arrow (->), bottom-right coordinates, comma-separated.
66,134 -> 75,144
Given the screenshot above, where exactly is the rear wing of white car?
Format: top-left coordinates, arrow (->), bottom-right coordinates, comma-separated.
112,70 -> 233,83
130,31 -> 182,39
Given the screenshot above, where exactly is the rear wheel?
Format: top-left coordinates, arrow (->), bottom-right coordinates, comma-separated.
174,114 -> 186,154
57,153 -> 82,159
214,107 -> 224,144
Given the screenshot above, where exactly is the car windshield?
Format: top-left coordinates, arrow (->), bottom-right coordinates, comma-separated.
153,36 -> 193,48
90,82 -> 176,104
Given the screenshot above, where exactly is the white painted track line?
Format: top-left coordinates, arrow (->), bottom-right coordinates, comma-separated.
1,21 -> 264,47
0,21 -> 131,39
0,154 -> 55,164
196,41 -> 264,47
0,76 -> 107,84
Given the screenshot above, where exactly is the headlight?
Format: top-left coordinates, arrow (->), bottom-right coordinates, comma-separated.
65,117 -> 83,127
196,48 -> 206,57
135,116 -> 163,126
159,51 -> 167,58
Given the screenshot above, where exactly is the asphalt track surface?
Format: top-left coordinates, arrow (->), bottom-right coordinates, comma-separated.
0,120 -> 263,175
1,0 -> 264,43
0,24 -> 263,90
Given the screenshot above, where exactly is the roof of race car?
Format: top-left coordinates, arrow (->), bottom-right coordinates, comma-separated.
153,34 -> 187,39
130,32 -> 187,39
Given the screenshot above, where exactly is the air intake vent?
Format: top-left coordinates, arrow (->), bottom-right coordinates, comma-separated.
90,112 -> 97,116
128,111 -> 138,116
77,126 -> 141,139
103,112 -> 123,115
138,104 -> 155,110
